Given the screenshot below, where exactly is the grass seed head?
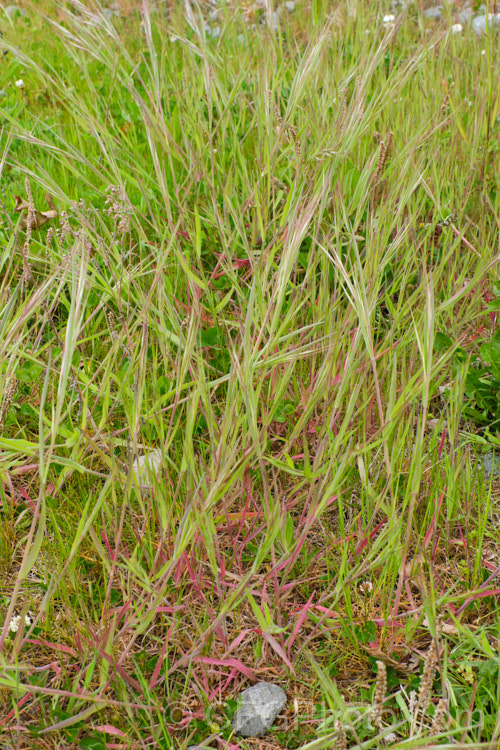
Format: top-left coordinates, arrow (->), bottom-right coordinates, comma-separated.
337,88 -> 348,136
105,185 -> 131,235
0,377 -> 18,431
372,660 -> 387,728
274,100 -> 283,129
287,123 -> 301,160
430,697 -> 448,735
355,74 -> 364,120
417,639 -> 438,715
373,131 -> 393,186
334,719 -> 347,750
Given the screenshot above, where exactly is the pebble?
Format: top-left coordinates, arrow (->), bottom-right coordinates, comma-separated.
131,448 -> 162,491
102,7 -> 120,21
457,5 -> 473,24
232,682 -> 287,738
472,16 -> 486,36
472,13 -> 500,35
4,5 -> 25,18
482,453 -> 500,478
472,15 -> 487,35
423,6 -> 442,20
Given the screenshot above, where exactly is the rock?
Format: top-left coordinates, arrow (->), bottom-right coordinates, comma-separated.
472,15 -> 486,34
423,6 -> 442,20
457,5 -> 473,24
130,448 -> 163,490
102,7 -> 120,21
482,453 -> 500,478
472,13 -> 500,35
232,682 -> 287,738
4,5 -> 25,18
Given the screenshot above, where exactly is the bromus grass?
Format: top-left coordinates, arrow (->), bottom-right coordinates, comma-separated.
0,1 -> 499,748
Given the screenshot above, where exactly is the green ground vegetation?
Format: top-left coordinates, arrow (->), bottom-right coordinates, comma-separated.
0,1 -> 499,747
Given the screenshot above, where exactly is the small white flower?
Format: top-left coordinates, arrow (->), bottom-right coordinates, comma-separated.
451,23 -> 463,34
14,79 -> 24,88
359,580 -> 373,594
7,611 -> 32,633
481,49 -> 486,55
383,733 -> 397,743
382,13 -> 396,25
9,615 -> 21,633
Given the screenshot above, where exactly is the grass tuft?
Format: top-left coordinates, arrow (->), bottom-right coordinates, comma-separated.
0,0 -> 499,747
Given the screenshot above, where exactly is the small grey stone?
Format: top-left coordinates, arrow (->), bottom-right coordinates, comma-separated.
423,6 -> 442,20
232,682 -> 287,738
102,7 -> 120,20
457,5 -> 473,24
4,5 -> 25,18
472,14 -> 487,34
482,453 -> 500,478
472,13 -> 500,34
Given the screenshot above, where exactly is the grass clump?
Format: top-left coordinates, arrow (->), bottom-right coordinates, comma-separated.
0,1 -> 499,748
